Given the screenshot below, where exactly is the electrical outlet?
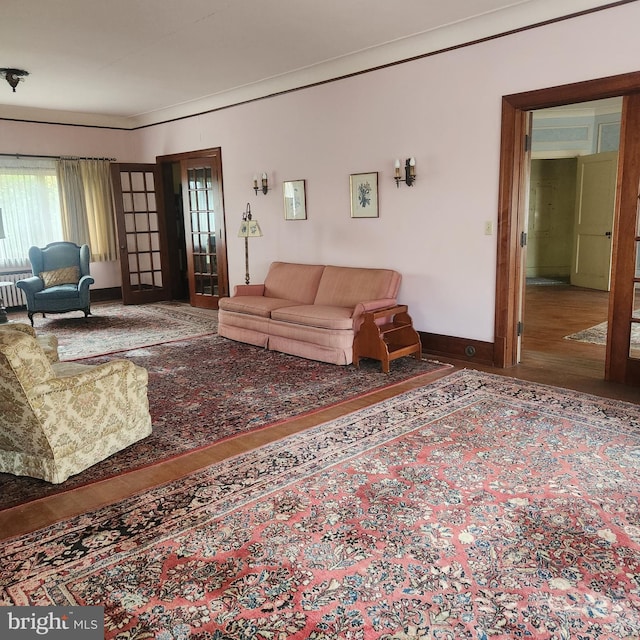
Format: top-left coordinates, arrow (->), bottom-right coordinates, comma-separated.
484,221 -> 493,235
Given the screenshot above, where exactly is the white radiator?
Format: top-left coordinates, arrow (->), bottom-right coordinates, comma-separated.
0,271 -> 30,308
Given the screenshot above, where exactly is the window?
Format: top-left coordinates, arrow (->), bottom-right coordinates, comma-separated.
0,158 -> 64,271
0,156 -> 118,270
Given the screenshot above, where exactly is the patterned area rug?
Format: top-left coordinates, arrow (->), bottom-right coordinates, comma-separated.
7,300 -> 219,359
565,318 -> 640,348
3,370 -> 640,638
0,334 -> 450,510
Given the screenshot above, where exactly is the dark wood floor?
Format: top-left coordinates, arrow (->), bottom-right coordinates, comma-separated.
0,285 -> 638,539
474,284 -> 639,403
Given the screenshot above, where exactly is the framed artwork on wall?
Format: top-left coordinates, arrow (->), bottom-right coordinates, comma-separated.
283,179 -> 307,220
350,172 -> 379,218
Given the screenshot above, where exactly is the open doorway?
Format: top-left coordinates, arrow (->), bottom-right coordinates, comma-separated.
157,149 -> 229,310
520,98 -> 622,379
496,73 -> 640,385
161,161 -> 189,301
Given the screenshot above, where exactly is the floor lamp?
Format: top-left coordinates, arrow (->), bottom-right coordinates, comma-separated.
238,202 -> 262,285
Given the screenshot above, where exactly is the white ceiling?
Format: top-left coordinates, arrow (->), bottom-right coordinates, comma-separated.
0,0 -> 620,129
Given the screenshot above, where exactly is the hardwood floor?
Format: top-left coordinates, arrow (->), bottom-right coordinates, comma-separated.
1,285 -> 638,540
471,283 -> 639,403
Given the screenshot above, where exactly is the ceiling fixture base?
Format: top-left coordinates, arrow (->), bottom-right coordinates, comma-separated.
0,68 -> 29,92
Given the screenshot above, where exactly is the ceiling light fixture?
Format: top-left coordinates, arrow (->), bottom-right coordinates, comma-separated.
0,68 -> 29,92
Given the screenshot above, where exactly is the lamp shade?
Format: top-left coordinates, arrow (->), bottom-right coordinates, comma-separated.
238,218 -> 262,238
0,208 -> 5,240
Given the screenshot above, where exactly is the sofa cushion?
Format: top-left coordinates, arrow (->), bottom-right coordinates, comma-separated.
40,266 -> 80,289
313,266 -> 401,308
34,284 -> 80,300
268,323 -> 354,351
218,295 -> 299,318
271,305 -> 354,330
264,262 -> 325,304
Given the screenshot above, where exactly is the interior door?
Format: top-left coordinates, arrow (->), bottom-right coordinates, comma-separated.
111,163 -> 171,305
516,114 -> 533,362
570,152 -> 618,290
182,154 -> 228,309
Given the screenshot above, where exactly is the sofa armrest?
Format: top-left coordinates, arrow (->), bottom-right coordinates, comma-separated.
78,274 -> 95,292
27,359 -> 150,471
29,359 -> 143,397
16,276 -> 44,295
353,298 -> 398,317
0,322 -> 36,337
233,283 -> 265,296
29,359 -> 149,430
352,298 -> 398,329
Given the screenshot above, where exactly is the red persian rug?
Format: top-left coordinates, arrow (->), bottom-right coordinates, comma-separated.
3,370 -> 640,638
0,334 -> 450,510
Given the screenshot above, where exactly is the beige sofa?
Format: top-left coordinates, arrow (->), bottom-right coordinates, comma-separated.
218,261 -> 401,365
0,329 -> 152,484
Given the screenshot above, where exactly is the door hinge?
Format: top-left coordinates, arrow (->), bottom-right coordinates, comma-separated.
524,134 -> 531,152
517,321 -> 524,336
520,231 -> 527,247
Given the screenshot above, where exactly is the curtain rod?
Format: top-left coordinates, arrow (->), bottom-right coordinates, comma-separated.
0,153 -> 117,161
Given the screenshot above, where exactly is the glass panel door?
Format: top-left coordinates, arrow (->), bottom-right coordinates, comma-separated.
111,163 -> 171,305
182,155 -> 227,308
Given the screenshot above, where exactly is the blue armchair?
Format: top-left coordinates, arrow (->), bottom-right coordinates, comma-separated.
17,242 -> 95,326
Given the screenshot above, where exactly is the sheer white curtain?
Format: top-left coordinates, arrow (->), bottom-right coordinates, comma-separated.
0,158 -> 63,270
57,158 -> 118,262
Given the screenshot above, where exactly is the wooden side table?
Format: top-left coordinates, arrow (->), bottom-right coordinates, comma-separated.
353,304 -> 422,373
0,282 -> 12,324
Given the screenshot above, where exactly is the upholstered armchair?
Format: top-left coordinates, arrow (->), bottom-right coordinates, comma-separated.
0,329 -> 152,484
17,242 -> 95,326
0,322 -> 59,363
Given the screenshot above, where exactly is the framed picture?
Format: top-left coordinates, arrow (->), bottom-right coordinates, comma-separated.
283,179 -> 307,220
350,172 -> 379,218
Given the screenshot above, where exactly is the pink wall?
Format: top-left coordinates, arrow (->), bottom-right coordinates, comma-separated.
1,2 -> 639,341
0,120 -> 131,159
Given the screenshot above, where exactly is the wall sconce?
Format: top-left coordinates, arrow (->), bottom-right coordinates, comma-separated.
394,158 -> 416,187
253,172 -> 270,195
238,202 -> 263,284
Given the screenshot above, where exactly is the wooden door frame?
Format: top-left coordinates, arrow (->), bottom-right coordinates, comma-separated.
609,92 -> 640,383
495,71 -> 640,383
156,148 -> 229,307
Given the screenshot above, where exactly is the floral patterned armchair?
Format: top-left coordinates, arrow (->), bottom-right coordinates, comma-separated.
0,329 -> 152,484
16,241 -> 95,326
0,322 -> 59,363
